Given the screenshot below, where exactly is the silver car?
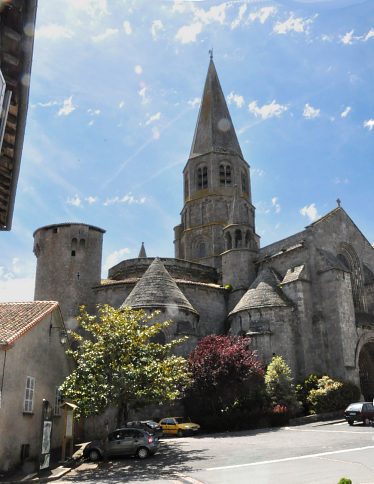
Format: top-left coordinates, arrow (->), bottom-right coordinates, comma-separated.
84,427 -> 159,461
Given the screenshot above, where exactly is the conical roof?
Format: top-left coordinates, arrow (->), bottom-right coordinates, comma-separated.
121,258 -> 198,314
190,59 -> 243,159
229,267 -> 292,316
138,242 -> 147,258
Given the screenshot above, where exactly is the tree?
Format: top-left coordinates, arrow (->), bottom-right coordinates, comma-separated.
265,355 -> 301,416
185,335 -> 265,430
60,305 -> 190,426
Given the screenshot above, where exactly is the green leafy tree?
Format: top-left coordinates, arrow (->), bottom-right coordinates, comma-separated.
265,355 -> 301,416
307,376 -> 360,414
60,305 -> 191,426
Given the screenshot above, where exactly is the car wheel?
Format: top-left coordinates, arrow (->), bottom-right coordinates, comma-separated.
88,449 -> 101,462
348,420 -> 354,426
136,447 -> 150,459
177,429 -> 184,437
364,418 -> 370,426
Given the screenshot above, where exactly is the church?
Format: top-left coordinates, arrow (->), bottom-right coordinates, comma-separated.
32,59 -> 374,399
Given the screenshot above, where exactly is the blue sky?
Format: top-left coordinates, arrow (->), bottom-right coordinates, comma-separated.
0,0 -> 373,301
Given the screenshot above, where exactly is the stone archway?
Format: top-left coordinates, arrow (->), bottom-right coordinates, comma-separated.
358,342 -> 374,400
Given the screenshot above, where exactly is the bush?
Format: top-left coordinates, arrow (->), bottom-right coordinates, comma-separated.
307,376 -> 360,414
296,374 -> 320,414
337,478 -> 352,484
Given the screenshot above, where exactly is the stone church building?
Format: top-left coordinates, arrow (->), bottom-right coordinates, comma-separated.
33,60 -> 374,399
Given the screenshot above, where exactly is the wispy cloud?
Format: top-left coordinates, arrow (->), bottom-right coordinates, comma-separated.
67,194 -> 82,207
273,15 -> 314,35
248,100 -> 288,119
249,6 -> 277,25
85,196 -> 98,204
340,106 -> 351,118
104,248 -> 131,272
91,28 -> 118,43
334,177 -> 349,185
188,97 -> 201,108
300,203 -> 319,222
134,65 -> 143,75
151,19 -> 164,40
227,92 -> 245,108
303,103 -> 320,119
58,96 -> 76,116
36,24 -> 74,40
103,193 -> 147,206
231,4 -> 247,30
123,20 -> 132,35
87,108 -> 101,116
145,112 -> 161,126
341,30 -> 355,45
364,28 -> 374,41
363,119 -> 374,131
138,85 -> 150,105
272,197 -> 281,214
175,22 -> 202,43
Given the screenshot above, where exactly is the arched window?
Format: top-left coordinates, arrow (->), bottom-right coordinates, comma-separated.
71,238 -> 77,257
197,166 -> 208,189
225,232 -> 232,250
219,163 -> 232,186
197,241 -> 206,258
241,171 -> 248,193
79,239 -> 86,249
234,229 -> 242,248
338,243 -> 366,312
184,173 -> 189,199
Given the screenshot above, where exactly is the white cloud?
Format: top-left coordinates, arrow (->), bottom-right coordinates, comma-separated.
88,120 -> 95,126
103,193 -> 147,206
104,248 -> 131,271
152,127 -> 160,140
85,196 -> 98,204
118,101 -> 125,109
300,203 -> 319,222
91,28 -> 118,43
340,106 -> 351,118
321,34 -> 333,42
273,15 -> 313,35
249,6 -> 277,24
123,20 -> 132,35
188,97 -> 201,108
36,24 -> 74,40
138,86 -> 150,105
303,103 -> 320,119
231,4 -> 247,29
151,19 -> 164,40
248,100 -> 288,119
0,277 -> 35,302
66,0 -> 108,18
364,28 -> 374,41
67,195 -> 82,207
341,30 -> 354,45
175,22 -> 203,44
33,100 -> 59,108
145,112 -> 161,126
58,96 -> 76,116
272,197 -> 281,214
252,168 -> 265,177
227,92 -> 245,108
87,108 -> 101,116
134,65 -> 143,75
363,119 -> 374,131
194,4 -> 227,25
334,177 -> 349,185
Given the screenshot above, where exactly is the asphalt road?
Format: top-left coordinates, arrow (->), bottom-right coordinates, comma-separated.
58,420 -> 374,484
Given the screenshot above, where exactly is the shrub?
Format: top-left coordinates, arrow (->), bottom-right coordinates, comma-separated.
307,376 -> 360,414
296,374 -> 320,414
337,478 -> 352,484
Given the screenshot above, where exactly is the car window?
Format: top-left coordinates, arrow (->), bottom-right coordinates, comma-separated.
347,403 -> 363,411
109,431 -> 123,441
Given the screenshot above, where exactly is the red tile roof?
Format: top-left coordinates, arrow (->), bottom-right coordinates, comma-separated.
0,301 -> 59,347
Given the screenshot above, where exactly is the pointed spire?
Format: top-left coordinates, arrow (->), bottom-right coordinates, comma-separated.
190,59 -> 243,159
121,258 -> 198,315
138,242 -> 147,258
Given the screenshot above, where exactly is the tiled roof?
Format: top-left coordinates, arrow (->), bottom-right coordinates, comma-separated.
121,258 -> 198,314
229,267 -> 292,316
281,265 -> 308,284
0,301 -> 59,347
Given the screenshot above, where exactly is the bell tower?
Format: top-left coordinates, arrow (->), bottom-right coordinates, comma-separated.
174,57 -> 257,273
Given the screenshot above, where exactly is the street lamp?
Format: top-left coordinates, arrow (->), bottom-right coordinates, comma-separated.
49,324 -> 68,345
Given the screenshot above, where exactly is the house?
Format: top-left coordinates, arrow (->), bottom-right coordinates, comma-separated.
0,301 -> 71,472
0,0 -> 38,231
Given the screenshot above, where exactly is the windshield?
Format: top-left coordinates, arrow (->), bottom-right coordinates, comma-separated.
174,417 -> 191,424
346,404 -> 363,411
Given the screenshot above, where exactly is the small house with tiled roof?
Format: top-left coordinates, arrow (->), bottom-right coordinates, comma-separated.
0,301 -> 71,472
32,59 -> 374,402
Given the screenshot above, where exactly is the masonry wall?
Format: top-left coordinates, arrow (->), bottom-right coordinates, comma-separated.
0,311 -> 71,472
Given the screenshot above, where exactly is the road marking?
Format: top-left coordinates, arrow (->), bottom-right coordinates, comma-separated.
176,475 -> 205,484
206,445 -> 374,471
285,426 -> 371,434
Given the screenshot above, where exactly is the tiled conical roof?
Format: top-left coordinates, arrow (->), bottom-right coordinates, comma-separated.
189,59 -> 243,159
121,258 -> 198,314
229,267 -> 292,316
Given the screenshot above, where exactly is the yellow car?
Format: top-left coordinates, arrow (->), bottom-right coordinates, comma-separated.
159,417 -> 200,437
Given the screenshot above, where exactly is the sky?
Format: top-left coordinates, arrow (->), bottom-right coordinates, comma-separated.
0,0 -> 373,301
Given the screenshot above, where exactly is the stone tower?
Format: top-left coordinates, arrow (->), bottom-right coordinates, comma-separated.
33,223 -> 105,328
174,58 -> 256,273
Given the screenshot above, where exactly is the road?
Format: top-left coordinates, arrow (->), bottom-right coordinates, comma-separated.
58,420 -> 374,483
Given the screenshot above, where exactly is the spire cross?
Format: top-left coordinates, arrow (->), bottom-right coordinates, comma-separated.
337,198 -> 341,207
209,48 -> 213,61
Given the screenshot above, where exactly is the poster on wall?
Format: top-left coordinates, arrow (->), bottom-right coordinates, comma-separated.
40,421 -> 52,470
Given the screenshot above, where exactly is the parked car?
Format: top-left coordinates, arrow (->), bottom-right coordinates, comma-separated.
126,420 -> 163,437
344,402 -> 374,425
159,417 -> 200,437
83,427 -> 159,461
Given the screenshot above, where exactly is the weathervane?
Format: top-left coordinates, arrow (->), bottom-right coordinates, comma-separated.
209,48 -> 213,60
337,198 -> 341,207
